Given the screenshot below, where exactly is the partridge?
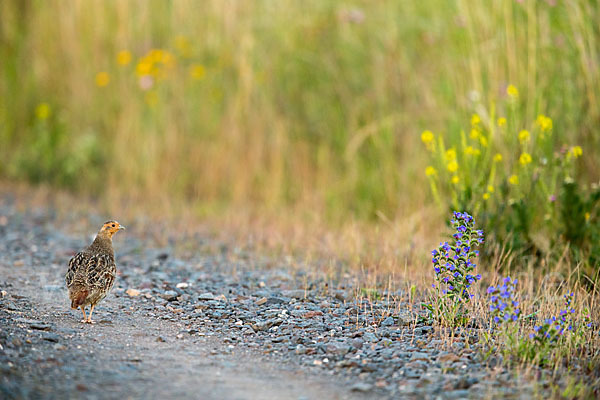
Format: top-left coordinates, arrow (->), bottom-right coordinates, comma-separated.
65,221 -> 125,323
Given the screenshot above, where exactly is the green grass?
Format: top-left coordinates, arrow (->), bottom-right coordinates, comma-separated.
0,0 -> 598,222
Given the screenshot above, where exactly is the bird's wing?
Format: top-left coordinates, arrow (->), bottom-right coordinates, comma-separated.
65,251 -> 88,287
86,253 -> 116,289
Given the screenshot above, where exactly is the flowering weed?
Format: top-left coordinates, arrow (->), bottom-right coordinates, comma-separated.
421,96 -> 599,274
484,278 -> 595,367
423,211 -> 483,326
487,277 -> 520,324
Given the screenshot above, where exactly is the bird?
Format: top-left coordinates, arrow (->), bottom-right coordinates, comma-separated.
65,220 -> 125,323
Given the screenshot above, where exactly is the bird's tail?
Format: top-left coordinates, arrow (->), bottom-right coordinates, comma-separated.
69,288 -> 88,309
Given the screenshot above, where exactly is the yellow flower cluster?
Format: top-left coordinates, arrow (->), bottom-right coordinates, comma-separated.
117,50 -> 132,66
421,130 -> 435,151
519,152 -> 532,165
425,166 -> 437,177
35,103 -> 51,120
567,146 -> 583,159
465,146 -> 480,156
497,117 -> 507,127
536,114 -> 552,132
518,129 -> 530,144
95,72 -> 110,87
483,184 -> 495,201
507,84 -> 519,99
136,49 -> 176,80
445,148 -> 459,172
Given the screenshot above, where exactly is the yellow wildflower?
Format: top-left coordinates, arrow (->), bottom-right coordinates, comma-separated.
536,114 -> 553,132
447,161 -> 459,173
507,84 -> 519,99
421,130 -> 434,144
445,148 -> 457,161
479,136 -> 488,147
35,103 -> 51,120
451,175 -> 460,184
117,50 -> 132,66
509,175 -> 519,185
493,153 -> 503,162
469,128 -> 480,140
483,193 -> 490,200
149,49 -> 164,63
497,117 -> 507,127
465,146 -> 480,156
95,72 -> 110,87
136,60 -> 153,76
518,129 -> 530,143
569,146 -> 583,158
487,185 -> 495,193
425,166 -> 437,177
519,152 -> 532,165
585,212 -> 590,221
471,114 -> 481,126
189,64 -> 206,80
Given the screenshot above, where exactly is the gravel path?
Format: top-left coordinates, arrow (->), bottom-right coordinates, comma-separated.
0,195 -> 574,399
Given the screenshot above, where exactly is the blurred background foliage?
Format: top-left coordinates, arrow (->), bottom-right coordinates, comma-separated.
0,0 -> 598,274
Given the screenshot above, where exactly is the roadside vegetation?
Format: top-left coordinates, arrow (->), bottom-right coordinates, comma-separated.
0,0 -> 598,396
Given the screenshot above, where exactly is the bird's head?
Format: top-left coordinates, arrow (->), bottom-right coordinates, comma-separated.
99,220 -> 126,238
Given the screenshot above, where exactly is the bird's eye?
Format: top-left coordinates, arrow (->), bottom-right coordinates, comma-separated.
111,224 -> 115,227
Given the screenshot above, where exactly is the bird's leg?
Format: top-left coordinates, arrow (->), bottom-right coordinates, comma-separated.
86,304 -> 96,324
80,306 -> 87,323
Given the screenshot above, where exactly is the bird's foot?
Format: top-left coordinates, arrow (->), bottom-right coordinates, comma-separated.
85,318 -> 95,324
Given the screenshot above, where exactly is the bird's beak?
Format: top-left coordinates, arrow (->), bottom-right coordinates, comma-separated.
119,225 -> 126,230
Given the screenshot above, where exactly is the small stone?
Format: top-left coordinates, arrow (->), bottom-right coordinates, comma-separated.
350,383 -> 373,392
0,290 -> 6,297
363,332 -> 378,343
303,310 -> 324,318
198,292 -> 214,301
40,332 -> 60,342
255,297 -> 268,306
251,318 -> 283,332
176,282 -> 189,289
126,288 -> 141,297
438,353 -> 460,363
161,290 -> 178,301
410,352 -> 430,362
265,297 -> 288,306
326,343 -> 349,355
444,389 -> 470,399
215,294 -> 227,302
381,316 -> 394,326
30,322 -> 52,331
397,313 -> 413,326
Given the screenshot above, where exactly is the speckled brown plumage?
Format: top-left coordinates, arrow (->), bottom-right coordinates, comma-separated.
65,220 -> 125,323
